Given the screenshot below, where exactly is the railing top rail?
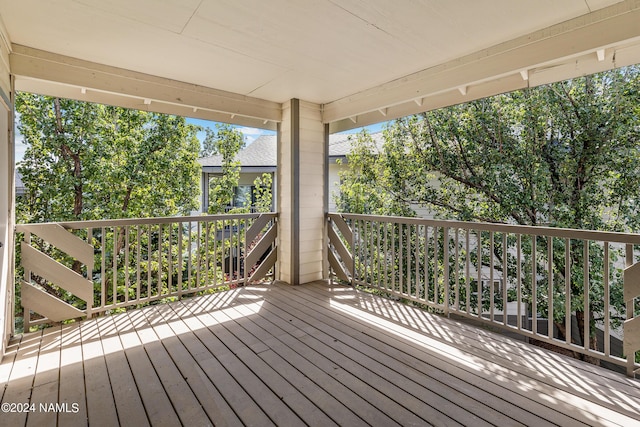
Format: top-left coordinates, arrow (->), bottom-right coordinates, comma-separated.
329,212 -> 640,245
16,212 -> 278,231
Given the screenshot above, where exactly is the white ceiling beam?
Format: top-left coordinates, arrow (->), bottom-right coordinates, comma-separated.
15,76 -> 279,130
330,74 -> 527,133
323,0 -> 640,124
10,45 -> 282,126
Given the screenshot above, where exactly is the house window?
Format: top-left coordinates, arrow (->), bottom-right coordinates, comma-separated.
232,185 -> 255,208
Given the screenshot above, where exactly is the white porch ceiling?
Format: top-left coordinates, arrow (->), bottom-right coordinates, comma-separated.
1,0 -> 640,131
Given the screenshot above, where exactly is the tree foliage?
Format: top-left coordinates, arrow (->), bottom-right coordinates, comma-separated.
203,124 -> 244,213
337,66 -> 640,358
16,93 -> 201,222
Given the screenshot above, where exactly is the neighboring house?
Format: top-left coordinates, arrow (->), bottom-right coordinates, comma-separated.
198,132 -> 436,216
199,135 -> 277,213
14,171 -> 24,198
198,132 -> 385,213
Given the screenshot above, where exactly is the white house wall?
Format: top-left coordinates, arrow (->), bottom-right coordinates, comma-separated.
0,17 -> 13,355
278,100 -> 325,284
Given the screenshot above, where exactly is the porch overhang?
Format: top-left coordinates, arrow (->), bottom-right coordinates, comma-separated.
1,1 -> 640,131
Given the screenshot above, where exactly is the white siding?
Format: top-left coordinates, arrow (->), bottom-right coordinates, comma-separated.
277,100 -> 325,284
0,23 -> 13,354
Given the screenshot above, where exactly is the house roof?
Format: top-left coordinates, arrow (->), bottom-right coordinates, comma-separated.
3,1 -> 639,132
199,132 -> 385,169
199,135 -> 277,168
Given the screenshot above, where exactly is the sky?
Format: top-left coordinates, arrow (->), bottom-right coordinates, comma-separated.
14,115 -> 388,162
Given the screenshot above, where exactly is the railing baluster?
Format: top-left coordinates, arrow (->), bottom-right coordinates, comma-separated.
136,225 -> 141,302
205,221 -> 210,288
424,225 -> 429,302
196,222 -> 201,288
237,217 -> 242,285
147,224 -> 152,300
604,242 -> 610,357
565,238 -> 571,345
406,223 -> 411,296
503,233 -> 507,327
548,236 -> 553,339
187,221 -> 192,291
517,234 -> 522,330
455,229 -> 459,311
383,222 -> 389,291
125,225 -> 130,303
489,231 -> 494,322
532,235 -> 537,335
433,226 -> 439,306
476,230 -> 481,318
378,221 -> 382,290
322,212 -> 640,370
466,230 -> 471,314
168,222 -> 173,295
584,240 -> 590,351
158,224 -> 163,298
443,227 -> 449,314
178,222 -> 183,297
101,227 -> 106,309
113,226 -> 118,305
399,223 -> 403,295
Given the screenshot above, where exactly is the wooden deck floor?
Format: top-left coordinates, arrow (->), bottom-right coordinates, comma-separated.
1,281 -> 640,427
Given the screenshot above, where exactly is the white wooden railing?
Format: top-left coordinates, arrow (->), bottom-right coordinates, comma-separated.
328,213 -> 640,377
16,213 -> 277,331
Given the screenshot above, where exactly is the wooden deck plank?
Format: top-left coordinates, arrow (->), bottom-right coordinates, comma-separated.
111,313 -> 181,426
0,336 -> 22,392
94,314 -> 149,427
57,323 -> 87,427
244,284 -> 518,427
2,280 -> 639,427
146,304 -> 243,427
269,282 -> 599,426
297,281 -> 640,426
161,297 -> 276,427
210,290 -> 429,427
79,319 -> 120,427
203,294 -> 393,427
348,281 -> 640,400
26,326 -> 61,427
132,306 -> 214,427
1,331 -> 42,427
308,282 -> 640,423
184,296 -> 342,427
177,295 -> 307,427
226,305 -> 366,426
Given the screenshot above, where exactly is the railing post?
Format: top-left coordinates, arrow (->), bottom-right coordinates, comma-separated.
22,231 -> 31,332
443,227 -> 449,316
624,244 -> 639,377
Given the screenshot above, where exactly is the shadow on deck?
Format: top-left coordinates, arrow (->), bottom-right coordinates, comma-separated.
1,280 -> 639,426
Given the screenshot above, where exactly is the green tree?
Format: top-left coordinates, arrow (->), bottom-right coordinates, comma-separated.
338,66 -> 640,359
15,94 -> 203,329
203,124 -> 244,213
252,172 -> 274,212
16,93 -> 201,223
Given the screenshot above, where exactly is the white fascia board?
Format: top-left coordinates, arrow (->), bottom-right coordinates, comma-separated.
324,0 -> 640,126
10,45 -> 282,127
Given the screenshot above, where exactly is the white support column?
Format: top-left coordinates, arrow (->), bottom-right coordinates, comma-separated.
277,99 -> 325,285
0,20 -> 14,354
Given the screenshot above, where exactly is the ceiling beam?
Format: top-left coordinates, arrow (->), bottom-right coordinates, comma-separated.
324,0 -> 640,128
10,45 -> 282,129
